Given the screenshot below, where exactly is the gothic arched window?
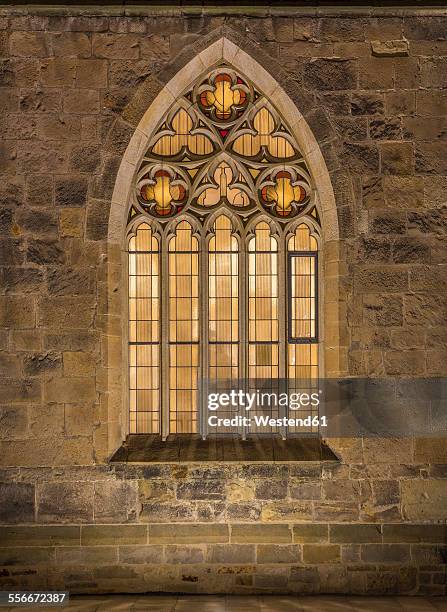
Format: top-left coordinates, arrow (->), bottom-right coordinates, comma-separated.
127,67 -> 321,437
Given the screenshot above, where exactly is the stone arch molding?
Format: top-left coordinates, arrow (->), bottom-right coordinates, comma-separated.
108,36 -> 339,244
103,36 -> 344,457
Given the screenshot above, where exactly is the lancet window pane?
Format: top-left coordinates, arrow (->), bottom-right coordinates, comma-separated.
168,220 -> 199,433
128,223 -> 160,434
208,215 -> 239,389
248,222 -> 279,378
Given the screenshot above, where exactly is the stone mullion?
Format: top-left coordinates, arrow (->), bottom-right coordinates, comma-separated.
240,232 -> 248,441
277,229 -> 287,440
161,233 -> 170,440
200,233 -> 208,439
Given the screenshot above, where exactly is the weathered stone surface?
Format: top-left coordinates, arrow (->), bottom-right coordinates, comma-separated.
402,480 -> 447,521
207,544 -> 255,564
0,296 -> 35,329
304,59 -> 357,90
371,40 -> 409,57
0,405 -> 28,440
81,524 -> 146,545
38,296 -> 95,329
0,525 -> 80,547
0,483 -> 34,524
23,351 -> 62,376
1,267 -> 44,294
257,544 -> 301,564
231,524 -> 291,544
55,177 -> 88,208
380,143 -> 414,175
47,267 -> 95,296
37,481 -> 94,523
303,544 -> 340,564
149,524 -> 228,544
94,480 -> 139,523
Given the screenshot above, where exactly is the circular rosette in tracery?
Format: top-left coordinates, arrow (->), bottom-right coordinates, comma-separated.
136,165 -> 188,218
195,70 -> 251,125
258,167 -> 311,218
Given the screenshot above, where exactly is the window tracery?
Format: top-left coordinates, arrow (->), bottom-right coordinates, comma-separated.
127,65 -> 321,437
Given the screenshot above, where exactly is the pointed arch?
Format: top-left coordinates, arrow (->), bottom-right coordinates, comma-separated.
102,36 -> 346,454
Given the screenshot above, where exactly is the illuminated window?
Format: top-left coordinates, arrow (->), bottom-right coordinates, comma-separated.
127,67 -> 321,437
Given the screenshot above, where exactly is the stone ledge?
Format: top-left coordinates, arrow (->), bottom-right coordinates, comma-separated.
1,4 -> 447,18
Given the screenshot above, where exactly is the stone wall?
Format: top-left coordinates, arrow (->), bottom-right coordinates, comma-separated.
0,5 -> 446,595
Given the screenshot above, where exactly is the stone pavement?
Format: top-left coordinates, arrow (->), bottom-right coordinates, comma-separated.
3,595 -> 446,611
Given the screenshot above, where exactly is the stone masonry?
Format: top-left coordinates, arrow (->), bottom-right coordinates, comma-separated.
0,4 -> 446,595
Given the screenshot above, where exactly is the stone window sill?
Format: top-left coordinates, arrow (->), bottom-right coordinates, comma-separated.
110,434 -> 339,463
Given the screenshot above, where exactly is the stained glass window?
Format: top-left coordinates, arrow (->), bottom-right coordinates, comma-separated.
127,66 -> 321,437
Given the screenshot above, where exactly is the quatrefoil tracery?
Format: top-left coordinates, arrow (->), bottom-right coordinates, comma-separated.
133,67 -> 315,224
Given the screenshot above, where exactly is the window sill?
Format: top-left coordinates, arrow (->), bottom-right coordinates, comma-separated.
110,434 -> 338,463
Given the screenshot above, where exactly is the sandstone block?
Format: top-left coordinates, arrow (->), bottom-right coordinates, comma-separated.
45,376 -> 95,403
303,544 -> 340,564
207,544 -> 255,564
404,16 -> 447,40
119,545 -> 163,564
56,545 -> 117,565
354,268 -> 408,294
231,524 -> 291,544
383,176 -> 423,209
0,379 -> 41,404
0,483 -> 35,523
38,296 -> 95,329
371,40 -> 409,57
69,143 -> 101,172
40,58 -> 76,86
330,524 -> 381,544
149,524 -> 228,544
304,58 -> 358,90
359,57 -> 394,89
55,176 -> 88,207
261,502 -> 313,522
0,405 -> 28,440
257,544 -> 301,564
416,142 -> 447,175
94,480 -> 139,523
393,237 -> 431,264
37,481 -> 94,522
351,93 -> 384,116
50,32 -> 91,57
0,525 -> 79,546
421,58 -> 447,89
47,267 -> 95,296
10,31 -> 49,57
343,144 -> 380,174
177,481 -> 224,501
75,58 -> 107,88
293,524 -> 328,544
63,89 -> 99,114
0,296 -> 35,329
369,211 -> 406,235
23,351 -> 62,376
255,480 -> 287,500
10,330 -> 42,351
92,33 -> 139,59
0,547 -> 55,566
81,524 -> 146,546
0,237 -> 25,266
383,524 -> 446,543
380,143 -> 414,175
361,544 -> 410,563
59,208 -> 84,237
165,545 -> 203,564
